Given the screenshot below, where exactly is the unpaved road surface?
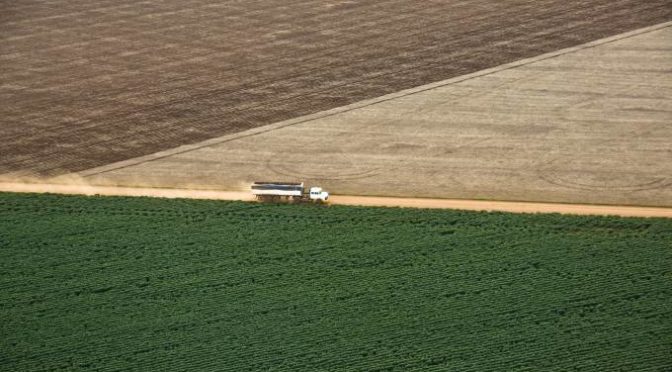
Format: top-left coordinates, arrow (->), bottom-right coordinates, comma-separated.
330,196 -> 672,219
0,182 -> 254,203
1,182 -> 670,218
2,0 -> 670,175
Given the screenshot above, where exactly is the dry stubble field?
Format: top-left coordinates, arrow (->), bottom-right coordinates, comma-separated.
2,0 -> 671,176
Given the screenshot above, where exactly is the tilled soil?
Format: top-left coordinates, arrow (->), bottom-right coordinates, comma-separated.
2,0 -> 671,175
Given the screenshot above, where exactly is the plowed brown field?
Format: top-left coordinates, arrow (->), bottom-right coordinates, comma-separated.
2,0 -> 671,175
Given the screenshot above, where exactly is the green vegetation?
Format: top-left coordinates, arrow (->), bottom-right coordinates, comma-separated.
1,192 -> 670,371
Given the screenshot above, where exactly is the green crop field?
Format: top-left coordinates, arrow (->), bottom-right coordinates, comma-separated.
1,193 -> 670,371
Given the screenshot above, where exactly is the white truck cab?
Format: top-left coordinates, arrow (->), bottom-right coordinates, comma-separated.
309,187 -> 329,202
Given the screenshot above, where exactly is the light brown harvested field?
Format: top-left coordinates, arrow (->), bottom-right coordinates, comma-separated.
1,0 -> 671,176
80,25 -> 672,207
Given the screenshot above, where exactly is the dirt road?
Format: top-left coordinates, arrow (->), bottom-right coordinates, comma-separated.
0,182 -> 254,203
1,182 -> 670,218
329,196 -> 672,219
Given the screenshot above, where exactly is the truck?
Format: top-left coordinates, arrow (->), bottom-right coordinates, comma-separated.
251,182 -> 329,203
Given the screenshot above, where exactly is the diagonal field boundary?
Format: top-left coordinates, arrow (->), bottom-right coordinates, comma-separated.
78,21 -> 672,178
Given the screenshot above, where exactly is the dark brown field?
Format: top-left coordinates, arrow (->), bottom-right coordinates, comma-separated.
2,0 -> 671,176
